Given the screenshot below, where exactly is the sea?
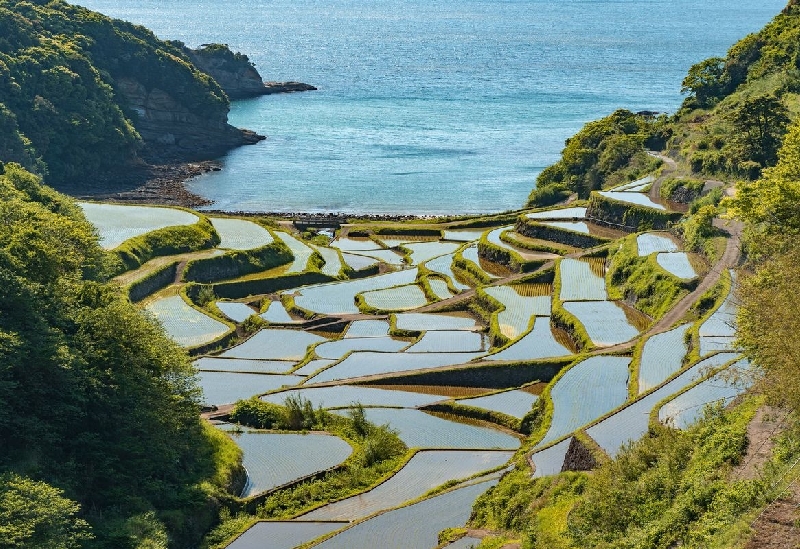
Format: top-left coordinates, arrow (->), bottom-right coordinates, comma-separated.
77,0 -> 786,215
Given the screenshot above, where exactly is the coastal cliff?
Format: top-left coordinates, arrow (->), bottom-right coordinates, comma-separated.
181,43 -> 316,100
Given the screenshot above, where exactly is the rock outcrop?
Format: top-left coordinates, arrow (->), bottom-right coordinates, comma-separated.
183,44 -> 316,100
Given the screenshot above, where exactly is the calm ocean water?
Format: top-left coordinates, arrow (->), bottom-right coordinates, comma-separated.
78,0 -> 785,215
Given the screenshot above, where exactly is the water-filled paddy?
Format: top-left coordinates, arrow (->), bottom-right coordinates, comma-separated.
526,207 -> 587,220
361,284 -> 429,311
260,301 -> 297,324
614,174 -> 655,191
539,356 -> 630,447
313,245 -> 343,277
659,358 -> 752,429
699,280 -> 737,338
699,335 -> 737,357
195,357 -> 293,374
403,241 -> 461,265
345,320 -> 390,338
484,286 -> 551,340
262,384 -> 448,409
559,258 -> 607,301
530,438 -> 572,478
563,301 -> 639,346
656,252 -> 697,279
457,390 -> 539,419
220,329 -> 327,360
637,324 -> 690,393
425,253 -> 471,291
311,480 -> 496,549
275,232 -> 315,273
218,426 -> 352,496
362,409 -> 521,450
405,331 -> 485,353
443,230 -> 487,242
291,359 -> 337,376
307,351 -> 483,383
145,295 -> 229,347
210,218 -> 273,250
331,237 -> 383,252
78,202 -> 199,249
303,450 -> 512,521
198,372 -> 303,405
216,301 -> 257,323
636,233 -> 679,256
428,278 -> 454,300
485,319 -> 571,362
394,313 -> 479,332
293,269 -> 419,315
341,252 -> 380,271
226,521 -> 346,549
541,221 -> 592,234
314,337 -> 409,359
585,352 -> 741,456
597,191 -> 667,210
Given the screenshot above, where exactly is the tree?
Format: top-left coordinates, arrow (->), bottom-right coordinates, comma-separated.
728,95 -> 791,170
0,473 -> 92,549
681,57 -> 729,108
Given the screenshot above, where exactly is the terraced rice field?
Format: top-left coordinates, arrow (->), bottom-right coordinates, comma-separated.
307,351 -> 483,383
394,313 -> 479,332
563,301 -> 639,346
78,202 -> 199,249
346,248 -> 406,266
361,408 -> 520,450
428,278 -> 454,300
597,191 -> 667,210
217,426 -> 352,496
443,536 -> 484,549
699,279 -> 737,338
310,480 -> 497,549
484,286 -> 551,340
345,320 -> 390,338
194,358 -> 293,374
559,258 -> 607,301
262,385 -> 449,409
457,390 -> 539,419
198,372 -> 303,405
442,229 -> 487,242
525,207 -> 587,220
220,329 -> 327,361
656,252 -> 697,279
659,359 -> 753,429
313,245 -> 343,277
331,237 -> 383,252
585,352 -> 741,456
637,324 -> 690,394
293,269 -> 419,315
530,438 -> 572,478
403,241 -> 461,265
637,233 -> 679,256
314,337 -> 409,359
614,174 -> 655,191
699,336 -> 737,357
541,221 -> 592,234
485,319 -> 571,361
145,295 -> 229,347
226,521 -> 346,549
425,253 -> 470,291
341,252 -> 380,271
275,232 -> 315,273
291,359 -> 337,376
538,356 -> 630,447
260,301 -> 296,324
210,218 -> 273,250
303,450 -> 513,521
405,331 -> 485,353
361,284 -> 429,311
216,301 -> 256,323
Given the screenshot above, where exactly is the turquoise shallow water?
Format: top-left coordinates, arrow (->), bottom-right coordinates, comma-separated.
78,0 -> 785,214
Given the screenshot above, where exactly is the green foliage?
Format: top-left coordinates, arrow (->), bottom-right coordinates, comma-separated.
681,57 -> 730,108
0,473 -> 93,548
728,95 -> 791,169
585,193 -> 683,232
659,177 -> 705,202
229,398 -> 287,430
0,165 -> 238,548
679,205 -> 718,253
182,241 -> 293,283
127,261 -> 179,303
606,235 -> 692,319
111,215 -> 220,275
529,110 -> 661,205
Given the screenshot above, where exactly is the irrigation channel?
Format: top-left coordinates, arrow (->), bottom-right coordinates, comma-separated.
81,175 -> 748,548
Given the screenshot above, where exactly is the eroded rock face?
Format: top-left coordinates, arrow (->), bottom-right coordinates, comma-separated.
116,77 -> 263,161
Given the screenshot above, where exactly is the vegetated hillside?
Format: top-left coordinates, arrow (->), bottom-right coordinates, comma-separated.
0,0 -> 261,186
0,162 -> 243,547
